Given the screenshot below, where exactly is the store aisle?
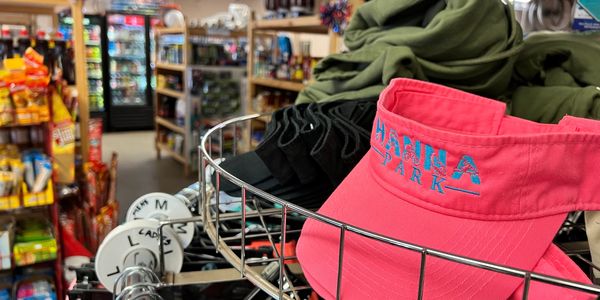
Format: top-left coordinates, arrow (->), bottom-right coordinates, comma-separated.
102,131 -> 195,223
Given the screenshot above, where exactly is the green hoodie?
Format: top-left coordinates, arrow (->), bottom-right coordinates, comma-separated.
507,33 -> 600,123
296,0 -> 523,104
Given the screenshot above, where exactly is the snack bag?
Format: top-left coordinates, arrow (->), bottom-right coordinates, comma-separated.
4,58 -> 31,124
0,72 -> 13,126
25,76 -> 50,122
23,48 -> 50,122
51,89 -> 75,184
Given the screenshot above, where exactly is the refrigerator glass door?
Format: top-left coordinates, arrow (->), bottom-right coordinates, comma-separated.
85,20 -> 104,112
107,14 -> 147,106
58,16 -> 105,112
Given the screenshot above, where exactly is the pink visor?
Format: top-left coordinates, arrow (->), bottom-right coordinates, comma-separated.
296,78 -> 600,299
510,244 -> 593,300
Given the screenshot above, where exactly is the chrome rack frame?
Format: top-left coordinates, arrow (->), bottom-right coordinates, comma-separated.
153,114 -> 600,300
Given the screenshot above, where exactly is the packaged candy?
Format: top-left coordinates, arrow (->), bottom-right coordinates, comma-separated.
24,47 -> 44,66
0,72 -> 13,126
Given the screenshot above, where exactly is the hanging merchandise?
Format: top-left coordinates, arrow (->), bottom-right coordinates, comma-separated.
214,99 -> 376,209
51,84 -> 75,184
2,49 -> 51,126
296,0 -> 523,104
319,0 -> 352,34
296,78 -> 600,299
88,119 -> 103,164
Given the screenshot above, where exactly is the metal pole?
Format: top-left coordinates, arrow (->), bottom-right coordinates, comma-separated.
336,226 -> 346,300
215,171 -> 221,253
522,273 -> 531,300
241,187 -> 247,278
279,205 -> 288,300
417,250 -> 427,300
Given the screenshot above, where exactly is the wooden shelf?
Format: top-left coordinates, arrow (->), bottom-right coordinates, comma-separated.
155,27 -> 185,35
156,62 -> 186,72
253,15 -> 328,34
250,77 -> 305,92
157,142 -> 187,164
188,27 -> 246,38
0,121 -> 47,128
156,87 -> 185,98
156,116 -> 185,134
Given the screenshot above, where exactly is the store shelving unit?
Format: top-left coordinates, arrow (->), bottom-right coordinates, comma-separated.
154,26 -> 246,175
243,12 -> 346,150
0,2 -> 90,299
154,26 -> 190,174
246,13 -> 342,111
155,62 -> 186,72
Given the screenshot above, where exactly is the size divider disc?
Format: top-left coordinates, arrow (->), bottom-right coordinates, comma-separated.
95,219 -> 183,290
126,192 -> 195,248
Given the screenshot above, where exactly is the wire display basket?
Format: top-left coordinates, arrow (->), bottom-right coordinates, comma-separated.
147,114 -> 600,300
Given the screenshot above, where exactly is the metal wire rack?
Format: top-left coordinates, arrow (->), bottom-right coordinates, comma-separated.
150,114 -> 600,300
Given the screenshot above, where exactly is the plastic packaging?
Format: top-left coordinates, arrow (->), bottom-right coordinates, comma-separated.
32,161 -> 51,193
22,153 -> 35,189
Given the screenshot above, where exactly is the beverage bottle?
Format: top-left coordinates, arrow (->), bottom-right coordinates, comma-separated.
16,29 -> 30,57
0,28 -> 13,61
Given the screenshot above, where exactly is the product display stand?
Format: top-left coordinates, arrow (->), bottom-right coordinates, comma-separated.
155,26 -> 190,174
82,114 -> 600,300
246,13 -> 334,116
0,0 -> 90,163
0,1 -> 89,299
154,26 -> 246,175
243,10 -> 356,150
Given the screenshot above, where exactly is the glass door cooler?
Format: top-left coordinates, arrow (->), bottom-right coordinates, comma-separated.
106,13 -> 154,131
58,15 -> 107,125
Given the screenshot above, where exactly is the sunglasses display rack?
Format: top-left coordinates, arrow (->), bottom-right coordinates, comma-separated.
81,113 -> 600,299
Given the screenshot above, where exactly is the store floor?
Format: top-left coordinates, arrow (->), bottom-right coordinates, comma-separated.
102,131 -> 196,223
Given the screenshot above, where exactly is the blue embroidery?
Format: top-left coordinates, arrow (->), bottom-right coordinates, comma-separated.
451,155 -> 481,185
372,119 -> 481,196
431,175 -> 446,194
424,144 -> 447,176
410,167 -> 422,185
386,129 -> 401,157
376,118 -> 385,145
403,136 -> 421,166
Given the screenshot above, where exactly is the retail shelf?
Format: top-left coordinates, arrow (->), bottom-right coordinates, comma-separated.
14,257 -> 57,268
157,142 -> 186,164
156,87 -> 185,99
110,39 -> 145,43
112,55 -> 145,60
253,15 -> 328,34
86,58 -> 102,63
156,62 -> 185,72
85,41 -> 100,46
156,116 -> 185,134
250,77 -> 305,92
112,71 -> 145,76
155,27 -> 185,34
0,121 -> 47,128
188,65 -> 246,71
188,27 -> 246,38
